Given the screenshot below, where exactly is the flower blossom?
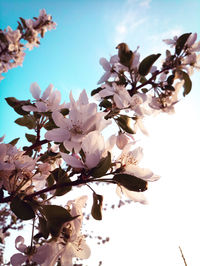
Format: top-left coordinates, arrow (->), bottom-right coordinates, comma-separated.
22,82 -> 66,112
0,143 -> 36,192
10,236 -> 51,266
61,131 -> 115,170
42,196 -> 91,266
45,90 -> 111,152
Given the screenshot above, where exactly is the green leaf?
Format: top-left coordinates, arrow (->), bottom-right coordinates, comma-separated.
138,54 -> 161,76
91,193 -> 103,220
59,143 -> 69,153
25,133 -> 36,143
116,115 -> 134,134
91,87 -> 103,96
54,174 -> 72,197
176,70 -> 192,96
113,174 -> 148,192
38,217 -> 49,239
99,99 -> 112,109
175,33 -> 191,55
47,174 -> 55,187
19,17 -> 26,28
15,115 -> 36,129
10,197 -> 35,220
44,119 -> 57,130
5,97 -> 30,115
9,138 -> 20,146
5,97 -> 20,108
60,108 -> 69,116
90,152 -> 111,178
41,205 -> 78,237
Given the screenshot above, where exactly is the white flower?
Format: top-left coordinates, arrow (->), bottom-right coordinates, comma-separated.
23,82 -> 66,112
163,35 -> 178,47
45,90 -> 111,152
119,144 -> 160,181
42,196 -> 91,266
61,131 -> 112,170
0,143 -> 36,192
10,236 -> 51,266
99,83 -> 131,109
116,185 -> 147,204
97,55 -> 119,84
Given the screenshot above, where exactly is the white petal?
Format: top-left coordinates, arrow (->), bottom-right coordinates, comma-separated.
97,72 -> 111,84
99,57 -> 111,71
52,111 -> 69,128
123,188 -> 148,204
45,128 -> 69,142
41,84 -> 53,100
30,82 -> 41,100
61,153 -> 84,168
35,102 -> 47,112
22,105 -> 38,112
78,90 -> 89,105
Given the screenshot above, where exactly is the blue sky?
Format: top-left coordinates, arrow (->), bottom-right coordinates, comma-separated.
1,0 -> 200,265
1,0 -> 200,144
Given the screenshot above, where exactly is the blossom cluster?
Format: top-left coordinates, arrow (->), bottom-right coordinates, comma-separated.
0,19 -> 199,265
0,9 -> 56,81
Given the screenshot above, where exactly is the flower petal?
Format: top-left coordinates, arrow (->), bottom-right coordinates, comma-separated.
30,82 -> 41,100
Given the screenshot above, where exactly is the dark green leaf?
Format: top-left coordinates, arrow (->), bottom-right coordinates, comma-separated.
113,174 -> 147,192
60,108 -> 69,116
175,33 -> 191,55
19,17 -> 26,28
38,217 -> 49,239
176,70 -> 192,96
99,99 -> 112,109
9,138 -> 20,146
25,133 -> 36,143
15,115 -> 36,129
167,74 -> 175,85
138,54 -> 161,76
44,119 -> 57,130
116,115 -> 134,134
91,87 -> 103,96
90,152 -> 111,178
10,197 -> 35,220
41,205 -> 78,237
91,193 -> 103,220
47,174 -> 55,187
59,143 -> 69,153
5,97 -> 20,108
54,174 -> 72,197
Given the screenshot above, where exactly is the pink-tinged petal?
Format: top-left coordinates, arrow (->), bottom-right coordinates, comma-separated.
98,87 -> 114,97
64,140 -> 81,153
78,90 -> 89,105
52,111 -> 69,128
35,102 -> 47,112
61,153 -> 84,168
99,58 -> 111,71
49,90 -> 61,107
45,128 -> 69,142
73,239 -> 91,259
123,188 -> 148,204
110,55 -> 119,64
0,135 -> 5,142
41,243 -> 62,266
41,84 -> 53,100
10,253 -> 26,266
113,94 -> 124,108
22,105 -> 38,112
186,33 -> 197,47
30,82 -> 41,100
97,72 -> 111,84
33,244 -> 53,264
15,236 -> 27,252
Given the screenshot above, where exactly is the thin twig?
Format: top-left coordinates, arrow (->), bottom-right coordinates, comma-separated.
179,246 -> 187,266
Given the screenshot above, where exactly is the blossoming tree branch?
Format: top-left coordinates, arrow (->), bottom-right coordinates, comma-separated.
0,9 -> 200,266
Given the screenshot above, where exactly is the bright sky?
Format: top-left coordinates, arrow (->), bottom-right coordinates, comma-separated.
1,0 -> 200,265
